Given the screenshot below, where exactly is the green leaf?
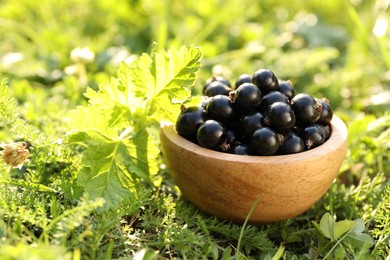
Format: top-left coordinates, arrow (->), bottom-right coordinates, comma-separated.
346,220 -> 374,246
68,131 -> 133,208
333,220 -> 356,240
319,212 -> 334,240
182,95 -> 204,108
67,129 -> 159,209
272,243 -> 285,260
347,115 -> 376,143
68,83 -> 132,137
0,79 -> 18,125
130,44 -> 203,123
0,179 -> 58,193
221,246 -> 233,260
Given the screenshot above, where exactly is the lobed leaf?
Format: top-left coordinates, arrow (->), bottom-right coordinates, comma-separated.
67,45 -> 203,209
130,44 -> 203,123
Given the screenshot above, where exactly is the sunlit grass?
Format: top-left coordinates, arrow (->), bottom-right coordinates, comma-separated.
0,0 -> 389,259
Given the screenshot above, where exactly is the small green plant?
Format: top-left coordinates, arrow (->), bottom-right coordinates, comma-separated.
310,212 -> 373,259
371,185 -> 390,258
66,44 -> 203,210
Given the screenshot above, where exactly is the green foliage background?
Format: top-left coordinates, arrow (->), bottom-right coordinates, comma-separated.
0,0 -> 389,259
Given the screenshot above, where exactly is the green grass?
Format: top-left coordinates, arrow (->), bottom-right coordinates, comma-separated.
0,0 -> 390,259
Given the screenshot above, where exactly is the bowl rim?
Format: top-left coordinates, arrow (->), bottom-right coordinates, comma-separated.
160,114 -> 348,164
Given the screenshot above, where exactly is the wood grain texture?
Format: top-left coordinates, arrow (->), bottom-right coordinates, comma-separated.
160,115 -> 348,224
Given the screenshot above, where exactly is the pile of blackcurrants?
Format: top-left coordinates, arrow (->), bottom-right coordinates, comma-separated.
175,69 -> 333,156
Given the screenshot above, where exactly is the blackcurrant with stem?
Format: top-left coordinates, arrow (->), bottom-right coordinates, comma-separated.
279,133 -> 305,154
204,81 -> 232,97
175,106 -> 207,140
264,102 -> 296,132
315,98 -> 333,125
206,95 -> 234,122
203,75 -> 231,94
230,83 -> 262,113
197,120 -> 227,150
277,80 -> 295,100
301,125 -> 325,150
291,93 -> 322,126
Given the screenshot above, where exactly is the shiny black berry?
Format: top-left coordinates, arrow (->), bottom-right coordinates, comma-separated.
197,120 -> 227,150
277,80 -> 295,100
315,98 -> 333,125
229,142 -> 252,155
175,106 -> 207,139
259,91 -> 289,113
239,111 -> 265,136
279,133 -> 305,155
301,125 -> 325,150
203,76 -> 231,93
291,93 -> 322,126
225,129 -> 237,145
206,95 -> 234,122
250,127 -> 280,155
235,74 -> 252,89
230,83 -> 262,113
204,81 -> 232,97
315,124 -> 331,141
264,102 -> 296,132
252,69 -> 279,93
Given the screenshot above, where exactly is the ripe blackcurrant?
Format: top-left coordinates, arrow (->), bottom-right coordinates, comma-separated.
230,83 -> 262,113
259,91 -> 289,113
175,106 -> 207,140
229,142 -> 252,155
197,120 -> 227,150
206,95 -> 234,122
239,111 -> 265,136
235,74 -> 252,89
204,81 -> 232,97
264,102 -> 296,132
315,98 -> 333,125
252,69 -> 279,93
225,129 -> 237,145
301,125 -> 325,150
315,124 -> 331,141
203,75 -> 231,92
291,93 -> 322,126
277,80 -> 295,100
250,127 -> 280,155
279,133 -> 305,154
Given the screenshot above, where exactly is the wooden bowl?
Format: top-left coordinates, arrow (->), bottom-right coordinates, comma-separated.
160,115 -> 348,224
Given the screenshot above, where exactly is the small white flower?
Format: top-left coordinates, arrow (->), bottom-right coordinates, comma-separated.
70,47 -> 95,64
